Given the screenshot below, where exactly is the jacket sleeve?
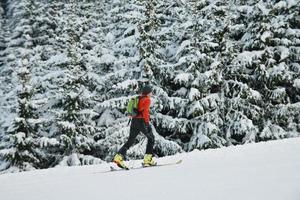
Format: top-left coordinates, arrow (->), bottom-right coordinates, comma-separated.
143,98 -> 151,125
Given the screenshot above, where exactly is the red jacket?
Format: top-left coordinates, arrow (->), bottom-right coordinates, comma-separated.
134,95 -> 151,124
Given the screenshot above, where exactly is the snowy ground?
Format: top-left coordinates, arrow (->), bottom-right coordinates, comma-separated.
0,138 -> 300,200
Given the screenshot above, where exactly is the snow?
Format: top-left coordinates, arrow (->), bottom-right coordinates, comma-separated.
189,122 -> 219,150
270,87 -> 286,101
57,121 -> 76,130
175,39 -> 191,57
189,133 -> 210,150
174,73 -> 192,84
256,1 -> 270,15
261,31 -> 272,42
15,132 -> 26,143
39,137 -> 59,148
260,121 -> 287,139
188,87 -> 200,101
1,138 -> 300,200
278,46 -> 290,61
115,35 -> 137,48
274,1 -> 287,9
249,88 -> 262,101
0,0 -> 300,184
293,79 -> 300,89
58,153 -> 81,166
287,0 -> 299,8
236,51 -> 264,66
18,67 -> 30,75
113,79 -> 138,90
45,53 -> 70,66
105,32 -> 114,43
187,101 -> 204,116
99,53 -> 116,64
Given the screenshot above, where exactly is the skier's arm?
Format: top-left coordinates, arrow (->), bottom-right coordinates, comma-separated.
143,98 -> 151,125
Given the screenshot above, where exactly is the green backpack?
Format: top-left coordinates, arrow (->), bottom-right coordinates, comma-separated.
127,96 -> 142,117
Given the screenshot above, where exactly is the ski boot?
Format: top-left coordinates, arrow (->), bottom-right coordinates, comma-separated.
142,154 -> 157,167
113,154 -> 129,170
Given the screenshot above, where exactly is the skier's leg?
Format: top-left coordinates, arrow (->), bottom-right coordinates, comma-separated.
118,119 -> 139,157
140,121 -> 155,155
141,123 -> 156,166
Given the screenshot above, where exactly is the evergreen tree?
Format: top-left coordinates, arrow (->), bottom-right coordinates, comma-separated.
0,56 -> 41,172
0,0 -> 48,171
0,1 -> 4,53
41,1 -> 101,166
93,0 -> 182,161
224,0 -> 300,144
93,0 -> 150,161
0,0 -> 299,172
0,0 -> 39,142
0,0 -> 6,141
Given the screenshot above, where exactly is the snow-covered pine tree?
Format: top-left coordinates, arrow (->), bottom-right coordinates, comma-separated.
259,0 -> 300,140
92,0 -> 147,161
182,0 -> 228,150
0,0 -> 45,144
0,0 -> 29,141
0,0 -> 299,172
0,0 -> 6,142
137,0 -> 184,156
203,1 -> 257,145
93,0 -> 182,161
145,1 -> 191,150
15,0 -> 71,168
0,0 -> 49,172
0,56 -> 41,172
137,0 -> 158,79
0,1 -> 4,53
41,1 -> 102,167
224,0 -> 300,144
148,0 -> 227,151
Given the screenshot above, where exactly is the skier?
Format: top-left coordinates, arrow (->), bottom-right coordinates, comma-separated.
113,85 -> 157,169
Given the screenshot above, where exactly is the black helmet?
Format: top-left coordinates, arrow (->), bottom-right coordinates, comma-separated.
142,85 -> 152,95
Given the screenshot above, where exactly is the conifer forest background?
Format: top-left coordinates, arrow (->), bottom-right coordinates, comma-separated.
0,0 -> 299,172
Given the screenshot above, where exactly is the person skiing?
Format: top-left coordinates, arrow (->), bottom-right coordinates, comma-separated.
113,85 -> 157,169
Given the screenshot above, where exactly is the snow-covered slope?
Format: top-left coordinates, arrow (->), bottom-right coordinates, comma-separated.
1,138 -> 300,200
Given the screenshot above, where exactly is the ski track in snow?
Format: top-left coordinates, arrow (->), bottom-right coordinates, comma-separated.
1,138 -> 300,200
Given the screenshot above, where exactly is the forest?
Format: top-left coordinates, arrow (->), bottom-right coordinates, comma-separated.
0,0 -> 299,172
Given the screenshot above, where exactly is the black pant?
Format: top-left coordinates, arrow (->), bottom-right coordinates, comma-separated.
118,118 -> 155,157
